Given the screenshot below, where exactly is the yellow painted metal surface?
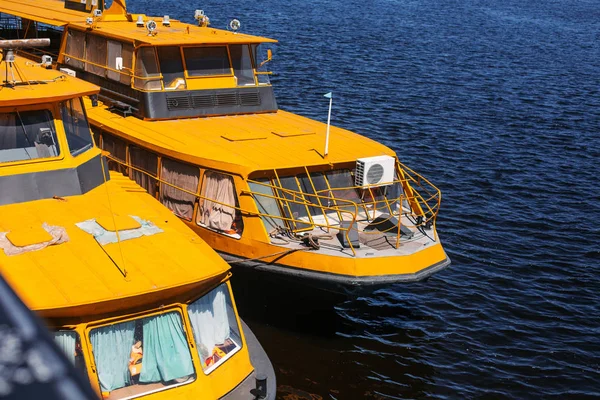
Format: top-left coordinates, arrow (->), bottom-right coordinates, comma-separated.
96,214 -> 141,231
5,225 -> 53,246
0,0 -> 277,46
0,169 -> 228,314
0,57 -> 98,107
86,100 -> 395,178
0,0 -> 449,284
0,55 -> 255,399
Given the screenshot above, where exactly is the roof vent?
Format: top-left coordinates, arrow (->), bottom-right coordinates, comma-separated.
355,155 -> 396,188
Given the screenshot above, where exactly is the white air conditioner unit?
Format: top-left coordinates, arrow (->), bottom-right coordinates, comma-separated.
355,155 -> 396,188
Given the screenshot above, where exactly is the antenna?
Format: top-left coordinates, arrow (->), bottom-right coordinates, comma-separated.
98,150 -> 129,279
0,38 -> 50,87
323,92 -> 333,157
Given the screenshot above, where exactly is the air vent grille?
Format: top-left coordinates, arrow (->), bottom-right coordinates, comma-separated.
166,96 -> 191,110
192,94 -> 214,108
366,163 -> 384,184
215,93 -> 238,107
240,91 -> 261,106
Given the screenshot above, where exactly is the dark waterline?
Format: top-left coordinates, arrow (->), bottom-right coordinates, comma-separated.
129,1 -> 600,398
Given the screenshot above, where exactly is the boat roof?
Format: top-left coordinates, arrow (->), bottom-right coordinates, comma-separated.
87,103 -> 396,177
0,56 -> 98,106
0,0 -> 277,45
0,172 -> 229,317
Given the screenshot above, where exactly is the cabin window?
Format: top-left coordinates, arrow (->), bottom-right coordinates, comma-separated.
159,158 -> 199,221
129,146 -> 158,197
106,40 -> 133,84
61,98 -> 94,156
0,109 -> 60,163
183,46 -> 231,77
85,34 -> 107,76
250,169 -> 403,231
89,312 -> 195,398
101,133 -> 127,174
325,169 -> 362,214
65,29 -> 86,69
248,180 -> 284,233
276,176 -> 312,230
229,45 -> 255,86
187,284 -> 242,373
298,172 -> 332,216
120,43 -> 134,85
53,331 -> 86,376
197,171 -> 243,237
252,44 -> 271,85
157,46 -> 186,90
134,47 -> 161,91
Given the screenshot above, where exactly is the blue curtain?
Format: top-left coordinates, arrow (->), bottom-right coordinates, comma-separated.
139,313 -> 194,383
90,321 -> 135,392
53,331 -> 77,364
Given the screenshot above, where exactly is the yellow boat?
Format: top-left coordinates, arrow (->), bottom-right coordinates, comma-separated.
0,266 -> 98,399
0,40 -> 275,399
0,0 -> 451,293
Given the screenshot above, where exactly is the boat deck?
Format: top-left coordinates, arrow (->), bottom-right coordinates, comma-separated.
268,212 -> 436,258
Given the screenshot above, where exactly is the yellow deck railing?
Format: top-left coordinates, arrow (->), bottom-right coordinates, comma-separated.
103,153 -> 441,257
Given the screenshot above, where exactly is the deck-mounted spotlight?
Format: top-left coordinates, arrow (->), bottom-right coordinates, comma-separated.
41,55 -> 52,67
146,20 -> 157,36
162,15 -> 170,26
229,19 -> 241,32
195,10 -> 210,27
136,15 -> 144,27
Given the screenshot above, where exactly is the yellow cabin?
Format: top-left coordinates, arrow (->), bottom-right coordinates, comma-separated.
0,45 -> 274,399
0,0 -> 450,293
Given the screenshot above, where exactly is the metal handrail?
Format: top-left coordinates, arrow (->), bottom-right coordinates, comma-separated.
103,154 -> 442,256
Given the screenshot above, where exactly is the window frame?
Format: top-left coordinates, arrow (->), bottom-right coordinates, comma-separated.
185,283 -> 243,375
196,169 -> 243,239
133,45 -> 163,91
0,105 -> 63,166
156,46 -> 187,90
182,45 -> 234,79
52,329 -> 88,377
158,157 -> 200,222
229,44 -> 257,86
85,307 -> 197,399
60,97 -> 94,157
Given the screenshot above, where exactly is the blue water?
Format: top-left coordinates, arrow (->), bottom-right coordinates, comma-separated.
132,1 -> 600,398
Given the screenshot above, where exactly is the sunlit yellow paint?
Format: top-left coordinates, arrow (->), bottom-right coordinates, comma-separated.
0,55 -> 255,399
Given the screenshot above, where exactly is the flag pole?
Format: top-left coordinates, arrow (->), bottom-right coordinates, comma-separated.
324,92 -> 332,157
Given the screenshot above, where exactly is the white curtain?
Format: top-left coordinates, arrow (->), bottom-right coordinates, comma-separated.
159,159 -> 199,221
198,172 -> 236,231
187,285 -> 230,365
53,331 -> 77,365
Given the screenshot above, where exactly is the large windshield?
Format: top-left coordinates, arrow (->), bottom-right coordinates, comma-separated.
0,109 -> 60,164
187,284 -> 242,373
89,311 -> 195,398
183,46 -> 231,77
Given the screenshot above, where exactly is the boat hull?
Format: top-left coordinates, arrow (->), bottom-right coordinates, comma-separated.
222,251 -> 451,296
223,319 -> 276,400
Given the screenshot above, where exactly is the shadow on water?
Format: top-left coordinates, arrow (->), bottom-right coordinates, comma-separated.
231,268 -> 435,399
